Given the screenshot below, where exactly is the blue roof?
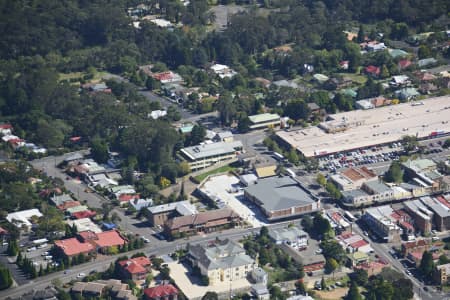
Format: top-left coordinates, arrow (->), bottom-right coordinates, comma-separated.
102,222 -> 117,230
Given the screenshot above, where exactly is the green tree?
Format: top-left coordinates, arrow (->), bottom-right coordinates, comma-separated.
351,269 -> 368,286
316,173 -> 326,186
0,264 -> 13,290
325,258 -> 339,274
326,181 -> 342,200
380,65 -> 390,79
217,92 -> 236,125
357,25 -> 366,43
6,239 -> 18,256
90,138 -> 109,164
419,250 -> 434,277
313,214 -> 332,238
385,162 -> 403,183
287,148 -> 300,165
346,281 -> 362,300
321,276 -> 327,290
402,135 -> 418,153
443,138 -> 450,149
202,291 -> 218,300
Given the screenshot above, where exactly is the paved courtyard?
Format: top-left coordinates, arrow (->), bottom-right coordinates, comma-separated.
199,174 -> 268,228
168,261 -> 252,300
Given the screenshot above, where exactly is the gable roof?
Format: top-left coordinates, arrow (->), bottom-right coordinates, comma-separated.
54,237 -> 94,256
93,230 -> 126,248
144,284 -> 178,299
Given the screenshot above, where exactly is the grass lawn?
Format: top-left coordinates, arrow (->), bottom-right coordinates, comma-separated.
338,73 -> 367,85
58,70 -> 110,83
194,164 -> 237,182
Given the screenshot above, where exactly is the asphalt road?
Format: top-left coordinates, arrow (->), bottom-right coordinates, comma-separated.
350,222 -> 443,300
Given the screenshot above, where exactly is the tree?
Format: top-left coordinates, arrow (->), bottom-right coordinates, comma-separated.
392,278 -> 414,300
313,214 -> 332,238
217,92 -> 236,125
351,269 -> 368,286
384,162 -> 403,183
439,254 -> 450,265
443,138 -> 450,149
90,138 -> 109,164
186,125 -> 206,146
284,99 -> 310,122
0,264 -> 13,290
6,239 -> 18,256
321,276 -> 327,290
346,281 -> 362,300
402,135 -> 418,153
316,173 -> 326,186
287,148 -> 300,165
357,25 -> 366,43
380,65 -> 390,79
326,181 -> 342,200
202,291 -> 218,300
325,258 -> 339,275
419,250 -> 434,277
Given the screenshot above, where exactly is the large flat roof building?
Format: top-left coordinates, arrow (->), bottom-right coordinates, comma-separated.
179,141 -> 243,171
6,209 -> 43,230
276,95 -> 450,157
248,113 -> 280,129
244,176 -> 319,221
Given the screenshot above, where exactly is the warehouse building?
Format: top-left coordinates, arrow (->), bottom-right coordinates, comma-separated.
244,176 -> 319,221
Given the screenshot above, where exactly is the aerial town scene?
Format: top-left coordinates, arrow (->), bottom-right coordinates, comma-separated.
0,1 -> 450,300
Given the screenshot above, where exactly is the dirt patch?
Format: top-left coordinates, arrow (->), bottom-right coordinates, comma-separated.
314,287 -> 348,299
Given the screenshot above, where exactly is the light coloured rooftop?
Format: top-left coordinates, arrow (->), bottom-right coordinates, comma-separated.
277,95 -> 450,157
248,113 -> 280,124
180,141 -> 243,160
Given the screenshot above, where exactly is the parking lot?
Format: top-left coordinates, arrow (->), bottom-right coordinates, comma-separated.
198,174 -> 268,228
318,143 -> 404,172
22,242 -> 57,270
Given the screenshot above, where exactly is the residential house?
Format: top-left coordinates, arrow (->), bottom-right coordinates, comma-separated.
339,60 -> 349,70
0,226 -> 9,241
118,194 -> 141,207
398,59 -> 412,70
418,58 -> 438,68
401,239 -> 431,258
151,71 -> 183,84
390,75 -> 411,87
118,256 -> 152,281
366,42 -> 387,52
187,239 -> 256,285
0,124 -> 13,136
164,208 -> 241,238
254,165 -> 277,178
147,200 -> 198,227
130,198 -> 153,211
144,284 -> 179,300
66,218 -> 102,234
364,65 -> 380,78
71,282 -> 105,298
395,88 -> 420,101
210,64 -> 237,79
268,225 -> 308,250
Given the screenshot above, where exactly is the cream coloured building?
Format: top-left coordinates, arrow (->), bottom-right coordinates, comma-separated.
188,239 -> 256,285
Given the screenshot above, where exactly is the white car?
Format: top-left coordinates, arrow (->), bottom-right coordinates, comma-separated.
77,272 -> 86,278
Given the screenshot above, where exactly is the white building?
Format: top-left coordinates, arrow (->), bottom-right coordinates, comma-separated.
6,209 -> 43,230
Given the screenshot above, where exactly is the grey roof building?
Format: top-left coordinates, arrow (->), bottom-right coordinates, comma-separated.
268,225 -> 308,249
179,141 -> 243,171
244,176 -> 319,221
188,239 -> 256,285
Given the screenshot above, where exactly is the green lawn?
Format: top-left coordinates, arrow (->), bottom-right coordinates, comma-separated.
338,73 -> 367,85
194,164 -> 236,182
58,70 -> 110,83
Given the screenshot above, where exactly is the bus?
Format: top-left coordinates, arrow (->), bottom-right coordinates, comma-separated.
272,151 -> 285,161
344,211 -> 356,223
285,168 -> 296,178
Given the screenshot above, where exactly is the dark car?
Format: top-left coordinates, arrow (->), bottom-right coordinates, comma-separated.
423,286 -> 428,292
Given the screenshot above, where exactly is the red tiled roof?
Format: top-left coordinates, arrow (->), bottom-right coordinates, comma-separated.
350,239 -> 368,249
144,284 -> 178,299
57,201 -> 81,211
399,221 -> 414,231
398,59 -> 412,69
78,230 -> 98,241
54,238 -> 94,257
0,124 -> 13,130
118,194 -> 140,202
70,136 -> 82,142
364,65 -> 380,75
0,226 -> 8,235
436,196 -> 450,209
118,256 -> 151,274
72,210 -> 96,219
93,230 -> 126,248
152,72 -> 174,81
